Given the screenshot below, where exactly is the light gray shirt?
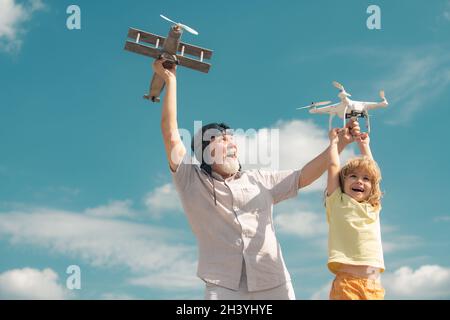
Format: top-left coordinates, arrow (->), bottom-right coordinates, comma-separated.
172,155 -> 301,291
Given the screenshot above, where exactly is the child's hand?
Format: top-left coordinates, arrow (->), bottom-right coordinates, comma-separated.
329,128 -> 341,144
152,58 -> 177,82
356,132 -> 370,146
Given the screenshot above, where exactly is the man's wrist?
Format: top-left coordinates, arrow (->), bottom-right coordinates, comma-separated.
330,140 -> 339,146
165,76 -> 176,85
337,139 -> 349,153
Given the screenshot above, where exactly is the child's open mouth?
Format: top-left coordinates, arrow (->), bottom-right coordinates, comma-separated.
351,187 -> 364,193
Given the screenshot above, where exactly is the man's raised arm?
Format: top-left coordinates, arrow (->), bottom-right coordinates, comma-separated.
153,59 -> 186,172
297,119 -> 360,189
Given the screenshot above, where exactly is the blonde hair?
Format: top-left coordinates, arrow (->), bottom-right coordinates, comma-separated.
339,156 -> 383,211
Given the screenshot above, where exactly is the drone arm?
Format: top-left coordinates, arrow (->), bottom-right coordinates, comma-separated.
310,105 -> 337,115
365,101 -> 388,110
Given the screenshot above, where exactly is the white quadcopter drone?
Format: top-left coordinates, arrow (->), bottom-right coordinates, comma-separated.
297,81 -> 388,133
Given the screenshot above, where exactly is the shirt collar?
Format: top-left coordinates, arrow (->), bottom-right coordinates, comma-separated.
211,170 -> 242,182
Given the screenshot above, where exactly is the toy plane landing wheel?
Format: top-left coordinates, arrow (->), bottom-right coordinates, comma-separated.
143,94 -> 160,103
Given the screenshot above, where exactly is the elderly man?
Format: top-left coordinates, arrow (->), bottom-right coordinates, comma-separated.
153,59 -> 359,300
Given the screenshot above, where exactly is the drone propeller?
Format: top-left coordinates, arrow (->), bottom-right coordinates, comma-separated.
379,90 -> 385,100
333,80 -> 351,97
333,81 -> 344,90
160,14 -> 199,35
297,101 -> 332,110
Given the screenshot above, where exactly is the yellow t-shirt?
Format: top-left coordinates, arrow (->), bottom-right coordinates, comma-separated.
326,187 -> 385,274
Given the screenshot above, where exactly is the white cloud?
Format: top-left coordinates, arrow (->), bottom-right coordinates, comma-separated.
0,267 -> 68,299
383,265 -> 450,299
0,0 -> 26,40
100,292 -> 136,300
382,235 -> 422,254
275,210 -> 327,238
128,260 -> 199,291
433,215 -> 450,222
30,0 -> 44,11
444,1 -> 450,21
0,0 -> 45,52
379,53 -> 450,125
84,200 -> 136,218
237,119 -> 356,193
32,186 -> 80,203
144,183 -> 183,216
0,208 -> 200,291
380,222 -> 422,254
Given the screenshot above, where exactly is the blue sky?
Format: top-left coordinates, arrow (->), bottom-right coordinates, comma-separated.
0,0 -> 450,299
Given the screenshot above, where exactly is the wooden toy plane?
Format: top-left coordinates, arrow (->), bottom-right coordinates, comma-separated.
124,15 -> 213,102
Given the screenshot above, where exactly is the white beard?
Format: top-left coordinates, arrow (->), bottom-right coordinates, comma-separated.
218,157 -> 240,175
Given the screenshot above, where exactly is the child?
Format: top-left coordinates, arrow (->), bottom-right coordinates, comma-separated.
326,126 -> 385,300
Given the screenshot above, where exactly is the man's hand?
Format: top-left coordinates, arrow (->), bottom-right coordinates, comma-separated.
338,118 -> 361,146
152,59 -> 177,83
329,128 -> 341,145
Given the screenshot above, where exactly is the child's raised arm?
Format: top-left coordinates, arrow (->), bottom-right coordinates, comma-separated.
327,128 -> 341,196
356,133 -> 373,160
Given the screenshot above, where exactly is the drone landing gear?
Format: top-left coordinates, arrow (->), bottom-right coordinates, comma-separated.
345,111 -> 371,134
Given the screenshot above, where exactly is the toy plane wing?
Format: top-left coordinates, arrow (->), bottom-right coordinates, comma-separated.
125,41 -> 211,73
126,28 -> 213,58
126,28 -> 166,48
125,27 -> 212,73
176,55 -> 211,73
178,40 -> 213,60
124,41 -> 161,59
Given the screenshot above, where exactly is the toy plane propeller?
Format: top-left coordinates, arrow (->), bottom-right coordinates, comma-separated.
124,14 -> 213,102
159,14 -> 199,35
298,82 -> 389,133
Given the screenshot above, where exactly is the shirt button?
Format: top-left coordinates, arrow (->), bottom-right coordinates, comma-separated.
233,206 -> 239,212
